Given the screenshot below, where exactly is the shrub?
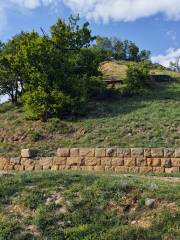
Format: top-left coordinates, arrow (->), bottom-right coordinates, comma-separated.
124,63 -> 150,95
86,76 -> 106,98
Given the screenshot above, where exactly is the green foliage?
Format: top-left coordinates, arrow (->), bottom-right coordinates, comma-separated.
124,63 -> 150,95
86,76 -> 106,98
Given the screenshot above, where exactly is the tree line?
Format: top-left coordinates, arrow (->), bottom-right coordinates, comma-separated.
0,15 -> 151,120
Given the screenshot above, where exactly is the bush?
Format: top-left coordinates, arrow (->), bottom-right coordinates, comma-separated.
86,76 -> 106,98
124,63 -> 150,95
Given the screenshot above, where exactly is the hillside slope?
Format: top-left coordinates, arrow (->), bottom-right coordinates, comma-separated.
0,63 -> 180,157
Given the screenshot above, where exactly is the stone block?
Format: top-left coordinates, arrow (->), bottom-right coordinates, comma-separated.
111,158 -> 124,166
171,158 -> 180,167
105,166 -> 115,172
34,164 -> 43,171
175,148 -> 180,157
114,166 -> 129,173
147,158 -> 161,167
53,157 -> 66,165
39,157 -> 53,166
84,157 -> 100,166
164,148 -> 175,158
136,157 -> 147,167
43,165 -> 52,170
106,148 -> 117,157
161,158 -> 172,168
14,164 -> 21,171
94,166 -> 105,172
71,166 -> 81,171
95,148 -> 106,157
0,158 -> 10,170
117,148 -> 131,157
124,158 -> 136,167
25,165 -> 34,171
21,158 -> 34,166
101,157 -> 112,166
58,165 -> 66,170
139,167 -> 153,173
70,148 -> 79,157
21,149 -> 33,158
51,165 -> 59,171
165,167 -> 179,174
131,148 -> 144,157
151,148 -> 164,157
144,148 -> 151,157
128,167 -> 139,173
153,167 -> 164,173
10,157 -> 21,165
66,157 -> 81,166
57,148 -> 70,157
79,148 -> 95,157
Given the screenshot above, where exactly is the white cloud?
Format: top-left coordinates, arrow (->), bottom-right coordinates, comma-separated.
64,0 -> 180,23
1,0 -> 180,24
152,48 -> 180,67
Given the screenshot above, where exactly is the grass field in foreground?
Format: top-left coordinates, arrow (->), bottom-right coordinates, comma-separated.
0,171 -> 180,240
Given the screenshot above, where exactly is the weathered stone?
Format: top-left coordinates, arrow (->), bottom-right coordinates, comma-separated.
53,157 -> 66,165
79,148 -> 95,157
94,166 -> 105,172
105,166 -> 115,172
43,165 -> 52,170
128,167 -> 139,173
117,148 -> 131,157
57,148 -> 70,157
151,148 -> 164,157
145,198 -> 156,208
84,157 -> 100,166
0,158 -> 10,170
39,157 -> 53,166
153,167 -> 164,173
124,158 -> 136,167
70,148 -> 79,157
51,165 -> 59,171
139,167 -> 153,173
161,158 -> 172,168
165,167 -> 179,174
144,148 -> 151,157
101,157 -> 112,166
171,158 -> 180,167
147,158 -> 161,167
111,158 -> 124,166
25,165 -> 34,171
175,148 -> 180,157
136,158 -> 147,167
114,166 -> 129,173
21,158 -> 34,166
10,157 -> 21,165
21,149 -> 33,158
34,164 -> 43,171
131,148 -> 144,157
164,148 -> 175,158
66,157 -> 81,166
14,164 -> 21,171
106,148 -> 117,157
95,148 -> 106,157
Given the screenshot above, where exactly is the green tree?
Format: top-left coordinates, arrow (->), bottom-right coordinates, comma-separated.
124,63 -> 150,95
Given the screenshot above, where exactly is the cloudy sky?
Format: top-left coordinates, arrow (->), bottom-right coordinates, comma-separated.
1,0 -> 180,67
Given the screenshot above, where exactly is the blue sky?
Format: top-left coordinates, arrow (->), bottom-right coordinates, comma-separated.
1,0 -> 180,67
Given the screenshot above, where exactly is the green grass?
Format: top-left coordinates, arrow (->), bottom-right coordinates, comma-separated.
0,171 -> 180,239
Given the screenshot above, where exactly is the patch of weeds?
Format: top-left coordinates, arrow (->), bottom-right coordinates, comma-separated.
0,213 -> 18,240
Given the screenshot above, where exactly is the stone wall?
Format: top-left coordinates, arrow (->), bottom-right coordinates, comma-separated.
0,148 -> 180,173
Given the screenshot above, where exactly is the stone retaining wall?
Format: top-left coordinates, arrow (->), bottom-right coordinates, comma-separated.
0,148 -> 180,173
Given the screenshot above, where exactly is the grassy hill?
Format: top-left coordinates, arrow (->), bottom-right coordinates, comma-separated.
0,62 -> 180,158
0,171 -> 180,239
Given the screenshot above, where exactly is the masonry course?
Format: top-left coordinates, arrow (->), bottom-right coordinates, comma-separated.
0,148 -> 180,173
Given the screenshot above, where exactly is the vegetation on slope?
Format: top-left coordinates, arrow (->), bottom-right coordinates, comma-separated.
0,171 -> 180,240
0,76 -> 179,157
